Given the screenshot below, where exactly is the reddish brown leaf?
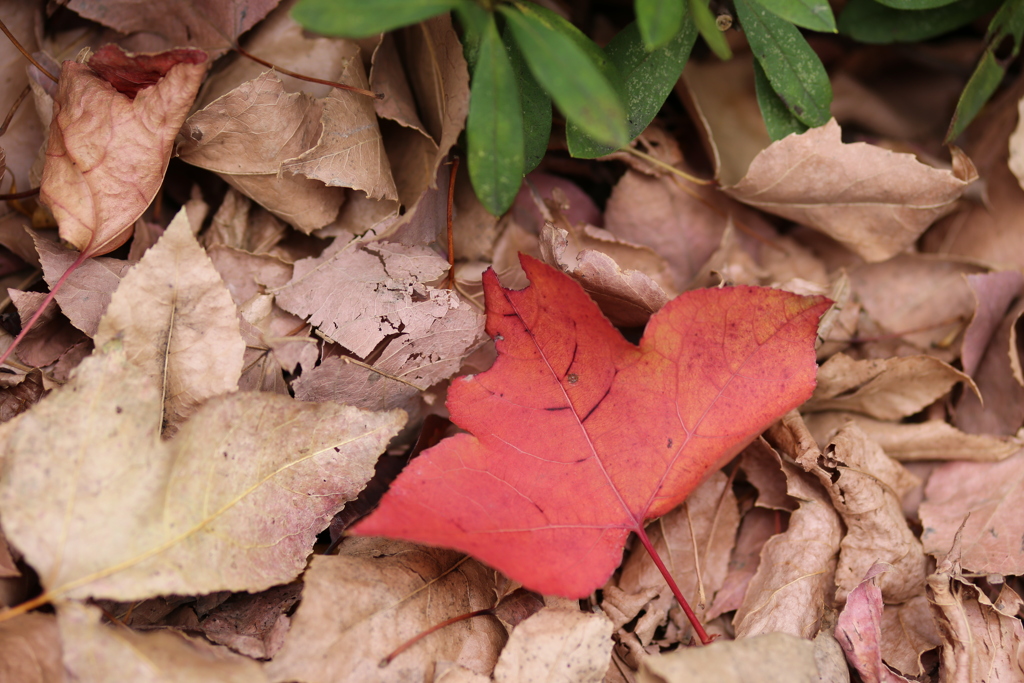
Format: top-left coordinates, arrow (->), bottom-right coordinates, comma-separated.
88,45 -> 207,99
355,256 -> 828,598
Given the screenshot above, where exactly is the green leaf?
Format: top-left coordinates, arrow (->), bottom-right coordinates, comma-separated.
947,0 -> 1024,141
752,0 -> 836,32
292,0 -> 463,38
754,58 -> 808,140
500,2 -> 628,148
873,0 -> 957,9
636,0 -> 686,50
566,17 -> 698,158
689,0 -> 733,59
454,2 -> 491,72
504,26 -> 551,173
735,0 -> 832,127
838,0 -> 1002,44
466,16 -> 525,215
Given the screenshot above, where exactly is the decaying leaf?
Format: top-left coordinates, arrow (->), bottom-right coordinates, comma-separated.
835,564 -> 912,683
94,209 -> 245,434
59,602 -> 267,683
724,119 -> 975,262
264,539 -> 505,683
920,449 -> 1024,575
41,49 -> 207,257
638,632 -> 819,683
356,256 -> 828,599
492,608 -> 613,683
0,612 -> 63,683
0,347 -> 403,601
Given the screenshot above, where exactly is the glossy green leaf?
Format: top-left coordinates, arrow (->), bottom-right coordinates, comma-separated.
466,16 -> 525,215
500,2 -> 628,148
873,0 -> 957,9
689,0 -> 733,59
504,27 -> 551,173
947,0 -> 1024,141
838,0 -> 1001,44
754,58 -> 808,140
752,0 -> 836,32
566,17 -> 698,158
735,0 -> 832,127
454,2 -> 491,72
636,0 -> 686,50
292,0 -> 462,38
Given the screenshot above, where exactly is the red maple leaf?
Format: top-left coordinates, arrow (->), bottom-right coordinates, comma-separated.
355,256 -> 828,638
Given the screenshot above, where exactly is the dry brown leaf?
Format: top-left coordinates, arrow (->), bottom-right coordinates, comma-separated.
1009,95 -> 1024,191
927,529 -> 1024,682
492,608 -> 612,683
741,438 -> 796,511
880,597 -> 942,677
809,425 -> 927,604
178,71 -> 345,233
962,270 -> 1024,377
0,346 -> 403,602
0,1 -> 43,197
8,290 -> 83,367
955,295 -> 1024,435
41,56 -> 207,257
835,564 -> 912,683
638,632 -> 819,683
723,119 -> 975,262
733,455 -> 841,639
606,471 -> 738,644
281,39 -> 397,202
539,222 -> 671,327
847,255 -> 982,361
0,612 -> 63,683
371,33 -> 429,136
94,209 -> 244,433
919,450 -> 1024,575
808,353 -> 972,421
59,602 -> 267,683
264,538 -> 505,683
35,234 -> 131,337
202,189 -> 289,255
275,239 -> 483,390
67,0 -> 276,54
0,370 -> 43,426
199,583 -> 301,659
805,412 -> 1020,462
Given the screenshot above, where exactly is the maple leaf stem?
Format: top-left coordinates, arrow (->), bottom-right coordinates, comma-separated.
445,156 -> 459,290
0,249 -> 88,371
379,607 -> 492,666
634,525 -> 712,646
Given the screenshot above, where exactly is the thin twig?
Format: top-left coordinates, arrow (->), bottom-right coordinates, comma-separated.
0,84 -> 30,136
0,187 -> 39,201
341,356 -> 427,392
682,501 -> 706,608
234,45 -> 382,99
622,146 -> 713,185
0,18 -> 58,82
445,157 -> 459,290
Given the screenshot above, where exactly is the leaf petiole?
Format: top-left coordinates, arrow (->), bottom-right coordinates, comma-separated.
635,525 -> 713,645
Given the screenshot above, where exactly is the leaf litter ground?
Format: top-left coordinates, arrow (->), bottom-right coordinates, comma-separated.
0,2 -> 1023,682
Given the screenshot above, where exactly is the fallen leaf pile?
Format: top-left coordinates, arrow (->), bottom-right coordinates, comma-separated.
0,2 -> 1023,682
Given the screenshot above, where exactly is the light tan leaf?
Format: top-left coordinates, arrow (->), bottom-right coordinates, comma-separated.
804,412 -> 1020,462
282,41 -> 397,201
275,238 -> 483,371
67,0 -> 276,54
178,71 -> 345,233
0,347 -> 404,601
0,612 -> 63,683
733,455 -> 841,639
607,472 -> 738,645
95,209 -> 245,433
264,539 -> 505,683
1009,96 -> 1024,191
723,119 -> 975,262
371,32 -> 429,136
35,233 -> 132,337
492,608 -> 612,683
539,221 -> 672,327
808,425 -> 927,604
638,632 -> 819,683
808,353 -> 973,421
920,449 -> 1024,575
59,602 -> 266,683
41,57 -> 207,257
880,597 -> 941,677
927,530 -> 1024,682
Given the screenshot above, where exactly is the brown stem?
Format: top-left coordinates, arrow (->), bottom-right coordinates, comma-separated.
635,525 -> 712,645
0,187 -> 40,201
0,249 -> 88,371
445,156 -> 459,290
233,45 -> 382,99
0,84 -> 30,136
380,608 -> 492,666
0,19 -> 58,83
